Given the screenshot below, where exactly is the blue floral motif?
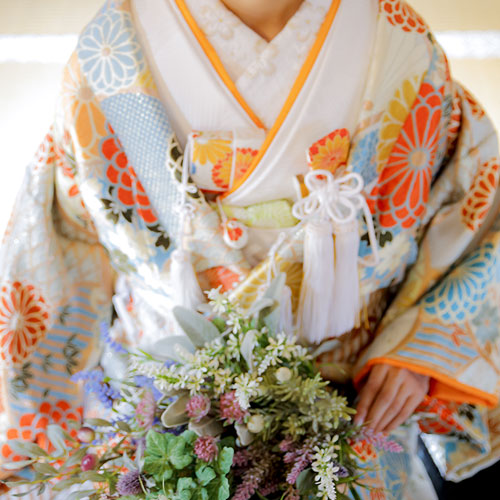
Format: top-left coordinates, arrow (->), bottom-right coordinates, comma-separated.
77,9 -> 145,94
352,129 -> 379,186
423,242 -> 497,323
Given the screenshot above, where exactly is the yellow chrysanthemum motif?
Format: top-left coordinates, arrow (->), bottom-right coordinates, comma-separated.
376,74 -> 423,171
192,132 -> 232,166
230,258 -> 303,313
307,129 -> 350,173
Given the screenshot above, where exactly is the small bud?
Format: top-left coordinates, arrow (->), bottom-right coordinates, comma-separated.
81,453 -> 97,471
247,414 -> 265,434
275,367 -> 292,383
77,426 -> 95,443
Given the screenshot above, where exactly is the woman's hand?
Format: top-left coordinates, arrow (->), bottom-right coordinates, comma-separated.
353,364 -> 429,433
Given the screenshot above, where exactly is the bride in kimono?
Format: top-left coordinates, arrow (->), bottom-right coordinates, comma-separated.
1,0 -> 500,498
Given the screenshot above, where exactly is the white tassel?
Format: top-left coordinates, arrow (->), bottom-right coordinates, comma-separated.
170,248 -> 205,310
331,223 -> 360,336
297,220 -> 336,345
292,169 -> 379,345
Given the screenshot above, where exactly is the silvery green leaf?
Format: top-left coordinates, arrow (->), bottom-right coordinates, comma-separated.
9,441 -> 48,458
150,335 -> 196,363
261,273 -> 287,333
65,489 -> 96,500
85,418 -> 113,428
33,462 -> 58,475
47,425 -> 67,455
296,468 -> 315,493
240,329 -> 257,371
247,298 -> 274,317
1,459 -> 34,470
64,447 -> 87,468
188,417 -> 223,437
311,338 -> 341,358
116,420 -> 132,433
161,393 -> 190,428
173,306 -> 220,347
234,423 -> 254,446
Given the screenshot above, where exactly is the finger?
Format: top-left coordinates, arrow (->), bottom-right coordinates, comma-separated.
374,384 -> 408,433
365,369 -> 405,430
383,394 -> 421,433
354,365 -> 389,425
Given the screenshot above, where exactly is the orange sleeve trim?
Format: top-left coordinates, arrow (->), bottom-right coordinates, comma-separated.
353,356 -> 498,409
221,0 -> 342,199
173,0 -> 265,130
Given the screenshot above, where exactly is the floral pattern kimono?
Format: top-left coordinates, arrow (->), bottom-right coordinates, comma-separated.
1,0 -> 500,498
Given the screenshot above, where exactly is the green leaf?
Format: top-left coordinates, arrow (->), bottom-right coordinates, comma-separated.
216,447 -> 234,475
9,441 -> 48,458
32,462 -> 58,475
195,464 -> 216,486
1,459 -> 34,470
85,418 -> 113,428
261,273 -> 287,334
206,477 -> 230,500
296,468 -> 315,493
172,307 -> 220,347
176,477 -> 197,499
168,436 -> 193,470
64,447 -> 88,468
51,477 -> 81,491
65,490 -> 96,500
47,425 -> 67,455
116,420 -> 132,433
80,470 -> 106,482
180,430 -> 197,445
150,335 -> 196,363
145,430 -> 169,458
37,483 -> 46,495
349,485 -> 363,500
143,455 -> 162,475
193,487 -> 209,500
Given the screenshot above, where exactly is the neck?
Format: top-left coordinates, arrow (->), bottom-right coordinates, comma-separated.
220,0 -> 304,41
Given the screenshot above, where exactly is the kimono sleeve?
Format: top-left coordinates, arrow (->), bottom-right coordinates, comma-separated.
0,125 -> 114,467
354,79 -> 500,409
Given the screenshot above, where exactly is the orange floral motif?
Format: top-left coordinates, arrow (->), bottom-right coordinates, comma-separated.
416,397 -> 465,435
370,490 -> 387,500
368,82 -> 443,229
350,439 -> 378,462
463,87 -> 486,120
307,128 -> 350,173
101,125 -> 157,224
0,281 -> 49,366
199,266 -> 241,293
461,159 -> 500,231
212,148 -> 258,191
1,401 -> 82,462
35,131 -> 56,170
379,0 -> 427,34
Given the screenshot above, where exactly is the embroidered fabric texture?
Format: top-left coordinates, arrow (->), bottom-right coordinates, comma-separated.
184,0 -> 330,128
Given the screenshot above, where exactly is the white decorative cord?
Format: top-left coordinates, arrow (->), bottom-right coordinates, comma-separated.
292,169 -> 380,265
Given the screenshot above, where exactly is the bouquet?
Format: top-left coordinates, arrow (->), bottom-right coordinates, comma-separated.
2,275 -> 401,500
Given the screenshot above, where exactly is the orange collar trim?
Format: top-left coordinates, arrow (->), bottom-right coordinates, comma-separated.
173,0 -> 343,199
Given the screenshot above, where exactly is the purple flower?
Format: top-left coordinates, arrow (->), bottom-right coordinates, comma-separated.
100,321 -> 127,354
219,391 -> 248,424
136,390 -> 156,430
116,470 -> 145,496
194,436 -> 218,462
359,428 -> 404,453
133,375 -> 163,401
71,369 -> 120,409
186,395 -> 211,422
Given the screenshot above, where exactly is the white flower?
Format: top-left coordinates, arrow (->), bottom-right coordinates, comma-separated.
233,373 -> 262,410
